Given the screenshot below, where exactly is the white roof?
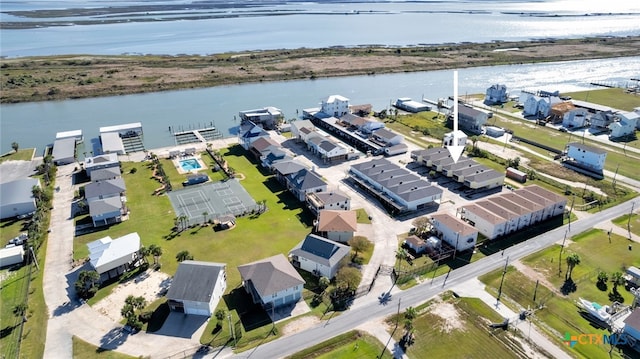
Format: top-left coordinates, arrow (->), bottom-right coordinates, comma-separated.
0,245 -> 25,259
56,130 -> 83,140
88,233 -> 140,274
100,122 -> 142,133
101,132 -> 125,154
324,95 -> 349,103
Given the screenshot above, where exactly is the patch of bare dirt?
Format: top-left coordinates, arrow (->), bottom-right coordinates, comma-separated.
511,260 -> 561,296
428,301 -> 464,333
91,270 -> 172,322
282,315 -> 320,335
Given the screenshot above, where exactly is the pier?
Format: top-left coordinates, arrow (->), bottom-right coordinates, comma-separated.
174,127 -> 223,145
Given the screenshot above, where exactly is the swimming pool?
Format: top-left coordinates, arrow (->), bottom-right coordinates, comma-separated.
179,158 -> 202,172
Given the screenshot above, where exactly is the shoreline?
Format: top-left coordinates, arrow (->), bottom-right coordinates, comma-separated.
2,36 -> 640,104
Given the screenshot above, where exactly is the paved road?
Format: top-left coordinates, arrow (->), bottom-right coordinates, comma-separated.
227,198 -> 638,358
42,164 -> 201,359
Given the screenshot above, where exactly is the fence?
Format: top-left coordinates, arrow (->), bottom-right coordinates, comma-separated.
393,262 -> 439,285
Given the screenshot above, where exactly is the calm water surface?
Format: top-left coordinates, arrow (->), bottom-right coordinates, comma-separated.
2,56 -> 639,154
1,0 -> 639,57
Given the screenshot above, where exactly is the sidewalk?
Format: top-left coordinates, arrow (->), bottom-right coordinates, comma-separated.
451,278 -> 571,359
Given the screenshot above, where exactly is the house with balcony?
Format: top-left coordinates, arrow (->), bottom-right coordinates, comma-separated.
285,168 -> 328,202
609,111 -> 639,139
238,121 -> 270,150
239,107 -> 283,130
484,84 -> 508,105
456,104 -> 488,134
237,254 -> 305,310
560,107 -> 589,128
306,190 -> 351,216
291,120 -> 315,142
87,233 -> 141,282
289,234 -> 350,279
321,95 -> 350,118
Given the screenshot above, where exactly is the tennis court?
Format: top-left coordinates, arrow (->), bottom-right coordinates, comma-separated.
167,179 -> 257,225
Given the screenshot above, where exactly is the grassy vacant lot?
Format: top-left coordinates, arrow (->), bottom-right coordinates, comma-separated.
566,88 -> 640,112
387,294 -> 528,358
480,229 -> 640,359
72,336 -> 135,359
287,330 -> 392,359
0,148 -> 34,162
612,213 -> 640,237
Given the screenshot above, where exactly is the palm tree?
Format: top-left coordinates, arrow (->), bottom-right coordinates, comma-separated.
179,214 -> 189,231
138,246 -> 150,265
202,211 -> 209,224
565,253 -> 581,279
610,271 -> 626,293
396,248 -> 408,272
404,306 -> 417,322
149,244 -> 162,266
176,250 -> 193,262
11,142 -> 19,152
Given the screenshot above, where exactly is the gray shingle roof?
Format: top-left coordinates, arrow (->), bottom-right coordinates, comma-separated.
167,260 -> 225,303
90,167 -> 121,182
89,197 -> 122,217
237,254 -> 305,297
85,178 -> 126,199
288,169 -> 326,191
272,160 -> 306,176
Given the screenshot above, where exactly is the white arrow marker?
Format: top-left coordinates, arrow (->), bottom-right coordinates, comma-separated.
446,70 -> 465,163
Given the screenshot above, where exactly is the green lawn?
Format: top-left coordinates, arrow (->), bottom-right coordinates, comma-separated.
387,295 -> 526,358
566,88 -> 640,113
2,174 -> 54,359
355,208 -> 371,224
0,148 -> 34,163
72,336 -> 136,359
287,330 -> 392,359
612,213 -> 640,237
488,110 -> 640,180
73,145 -> 318,351
480,228 -> 640,359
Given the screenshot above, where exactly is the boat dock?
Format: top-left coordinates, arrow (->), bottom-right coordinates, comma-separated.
174,127 -> 223,145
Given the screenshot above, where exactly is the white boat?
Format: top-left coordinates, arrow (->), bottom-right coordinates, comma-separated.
578,298 -> 611,322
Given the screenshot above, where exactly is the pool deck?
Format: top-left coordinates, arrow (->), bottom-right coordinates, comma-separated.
174,156 -> 208,174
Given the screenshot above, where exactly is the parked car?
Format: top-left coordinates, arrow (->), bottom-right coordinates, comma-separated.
558,127 -> 568,132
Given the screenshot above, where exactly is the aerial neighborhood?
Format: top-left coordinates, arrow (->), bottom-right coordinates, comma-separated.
2,82 -> 640,359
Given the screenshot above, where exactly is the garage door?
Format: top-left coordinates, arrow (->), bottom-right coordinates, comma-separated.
185,307 -> 210,316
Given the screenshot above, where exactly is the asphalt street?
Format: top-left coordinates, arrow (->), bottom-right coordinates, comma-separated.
228,198 -> 638,358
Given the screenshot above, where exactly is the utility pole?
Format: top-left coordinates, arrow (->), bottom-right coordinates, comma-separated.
559,229 -> 568,277
228,313 -> 236,345
568,194 -> 575,232
612,164 -> 619,190
497,256 -> 509,303
629,202 -> 636,239
453,232 -> 460,260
